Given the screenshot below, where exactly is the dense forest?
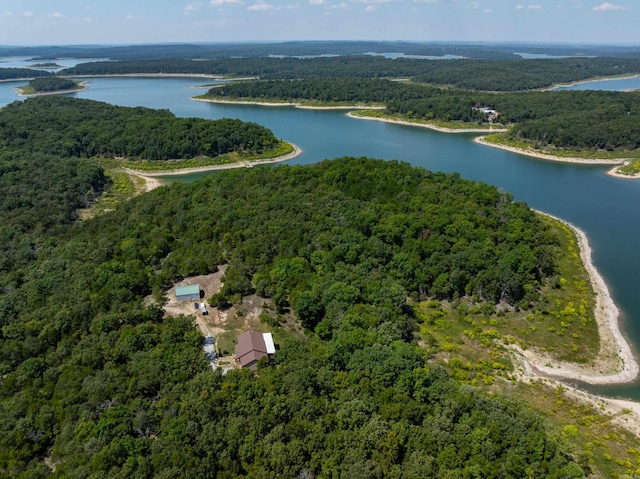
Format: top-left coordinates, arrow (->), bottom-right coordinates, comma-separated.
26,77 -> 77,93
203,78 -> 640,151
60,56 -> 640,91
0,68 -> 50,80
0,97 -> 282,160
0,148 -> 589,477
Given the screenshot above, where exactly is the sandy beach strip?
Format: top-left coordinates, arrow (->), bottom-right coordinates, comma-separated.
606,162 -> 640,179
509,210 -> 638,385
346,111 -> 508,134
124,143 -> 302,188
474,135 -> 628,165
193,97 -> 385,110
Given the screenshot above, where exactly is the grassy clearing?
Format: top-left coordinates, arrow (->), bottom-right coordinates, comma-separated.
213,297 -> 301,356
78,159 -> 140,218
501,380 -> 640,478
616,159 -> 640,176
482,133 -> 640,161
418,215 -> 597,372
415,213 -> 637,477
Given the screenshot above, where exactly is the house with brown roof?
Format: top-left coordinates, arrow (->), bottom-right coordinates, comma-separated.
234,330 -> 275,371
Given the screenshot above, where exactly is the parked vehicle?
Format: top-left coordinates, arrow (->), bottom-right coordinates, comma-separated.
201,303 -> 208,315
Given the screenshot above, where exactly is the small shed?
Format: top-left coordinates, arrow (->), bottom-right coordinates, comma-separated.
175,284 -> 200,301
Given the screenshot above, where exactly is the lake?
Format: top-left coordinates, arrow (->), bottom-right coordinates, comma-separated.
2,75 -> 640,400
554,75 -> 640,91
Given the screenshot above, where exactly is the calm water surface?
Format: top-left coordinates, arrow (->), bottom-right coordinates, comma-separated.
3,76 -> 640,400
0,56 -> 100,72
554,75 -> 640,91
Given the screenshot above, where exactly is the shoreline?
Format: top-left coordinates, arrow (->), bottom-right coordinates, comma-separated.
474,135 -> 628,165
606,161 -> 640,179
124,143 -> 302,188
548,73 -> 640,91
60,73 -> 226,80
193,97 -> 386,110
511,210 -> 638,386
346,111 -> 508,133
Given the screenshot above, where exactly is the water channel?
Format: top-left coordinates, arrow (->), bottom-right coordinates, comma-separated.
2,75 -> 640,400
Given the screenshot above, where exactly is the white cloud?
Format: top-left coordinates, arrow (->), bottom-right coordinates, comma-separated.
185,1 -> 204,14
355,0 -> 398,4
466,2 -> 479,9
328,2 -> 349,8
286,3 -> 300,8
125,14 -> 144,20
366,4 -> 377,10
483,8 -> 491,12
516,4 -> 542,9
413,0 -> 442,3
72,17 -> 93,23
24,10 -> 33,17
49,12 -> 65,18
211,0 -> 242,5
593,2 -> 626,11
1,11 -> 12,17
310,0 -> 326,4
248,2 -> 276,10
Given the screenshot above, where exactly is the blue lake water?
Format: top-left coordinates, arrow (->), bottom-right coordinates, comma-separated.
554,75 -> 640,91
363,52 -> 464,60
515,53 -> 595,59
0,56 -> 101,72
2,75 -> 640,400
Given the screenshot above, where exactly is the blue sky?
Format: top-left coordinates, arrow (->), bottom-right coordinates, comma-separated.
0,0 -> 638,45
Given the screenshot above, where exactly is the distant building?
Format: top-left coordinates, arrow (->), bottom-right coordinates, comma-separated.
235,330 -> 275,371
175,284 -> 200,301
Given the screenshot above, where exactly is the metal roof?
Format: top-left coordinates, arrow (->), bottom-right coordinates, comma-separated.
175,284 -> 200,297
235,330 -> 268,368
263,333 -> 276,355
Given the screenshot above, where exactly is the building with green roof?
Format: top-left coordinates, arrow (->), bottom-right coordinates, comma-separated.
175,284 -> 200,301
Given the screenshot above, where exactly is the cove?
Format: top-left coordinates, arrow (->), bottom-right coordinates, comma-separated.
3,76 -> 640,400
554,75 -> 640,91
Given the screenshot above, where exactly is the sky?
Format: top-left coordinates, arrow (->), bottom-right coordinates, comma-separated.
0,0 -> 638,46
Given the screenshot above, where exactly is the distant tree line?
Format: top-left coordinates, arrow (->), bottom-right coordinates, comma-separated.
5,40 -> 640,62
0,96 -> 281,160
205,78 -> 640,151
0,68 -> 50,80
60,56 -> 640,91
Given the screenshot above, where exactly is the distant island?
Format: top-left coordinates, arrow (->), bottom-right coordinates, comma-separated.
27,62 -> 63,69
16,77 -> 86,96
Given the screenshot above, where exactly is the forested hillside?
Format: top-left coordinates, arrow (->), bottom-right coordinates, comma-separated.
203,78 -> 640,152
0,97 -> 282,160
0,68 -> 50,80
0,155 -> 588,478
61,56 -> 640,91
